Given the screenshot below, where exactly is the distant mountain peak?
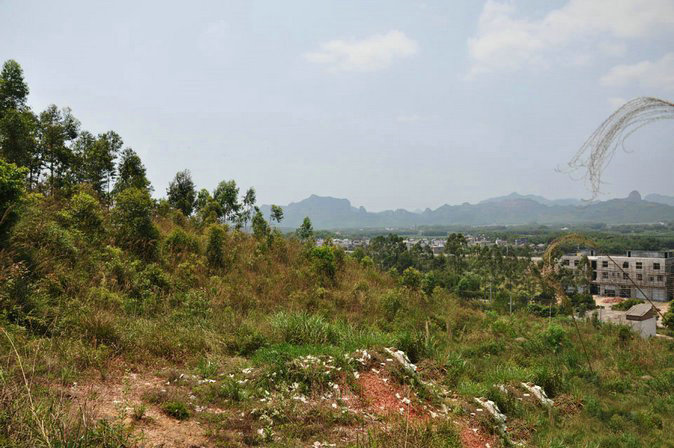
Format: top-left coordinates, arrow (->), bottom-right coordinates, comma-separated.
261,191 -> 674,229
627,190 -> 642,201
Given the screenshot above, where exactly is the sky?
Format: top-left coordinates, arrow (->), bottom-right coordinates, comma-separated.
1,0 -> 673,211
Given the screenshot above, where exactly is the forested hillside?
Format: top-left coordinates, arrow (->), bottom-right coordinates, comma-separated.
1,60 -> 674,448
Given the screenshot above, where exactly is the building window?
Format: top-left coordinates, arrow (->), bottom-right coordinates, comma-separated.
605,289 -> 616,297
636,274 -> 642,281
602,272 -> 608,279
636,262 -> 643,269
623,261 -> 629,268
650,277 -> 654,282
602,260 -> 609,268
620,288 -> 631,298
562,259 -> 570,266
653,263 -> 660,270
657,275 -> 663,282
574,260 -> 579,266
623,273 -> 629,279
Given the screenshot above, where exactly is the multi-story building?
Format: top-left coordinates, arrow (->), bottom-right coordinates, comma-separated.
561,250 -> 673,301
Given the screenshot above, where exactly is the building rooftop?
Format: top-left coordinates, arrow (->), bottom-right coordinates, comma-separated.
626,303 -> 656,319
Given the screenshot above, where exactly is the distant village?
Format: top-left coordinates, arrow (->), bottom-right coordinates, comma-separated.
316,234 -> 537,255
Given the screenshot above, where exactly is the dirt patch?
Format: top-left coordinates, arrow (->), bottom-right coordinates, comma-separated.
357,371 -> 428,421
69,372 -> 211,448
459,419 -> 500,448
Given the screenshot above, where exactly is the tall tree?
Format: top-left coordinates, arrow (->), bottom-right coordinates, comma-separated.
213,180 -> 240,223
270,205 -> 284,225
74,130 -> 122,196
37,105 -> 80,193
0,108 -> 37,170
0,60 -> 29,113
167,169 -> 197,216
239,187 -> 256,229
113,148 -> 151,194
251,207 -> 270,240
0,60 -> 38,185
296,216 -> 314,241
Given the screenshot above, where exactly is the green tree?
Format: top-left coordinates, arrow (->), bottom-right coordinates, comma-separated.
270,205 -> 284,225
167,169 -> 196,216
445,233 -> 468,274
61,191 -> 105,239
213,180 -> 240,224
111,187 -> 159,260
296,216 -> 314,241
663,308 -> 674,331
0,108 -> 38,173
74,130 -> 122,196
239,187 -> 256,228
37,105 -> 80,193
0,159 -> 27,246
368,234 -> 409,272
251,207 -> 270,240
113,148 -> 151,194
195,188 -> 219,225
206,224 -> 226,269
456,273 -> 481,299
400,267 -> 422,289
0,60 -> 29,112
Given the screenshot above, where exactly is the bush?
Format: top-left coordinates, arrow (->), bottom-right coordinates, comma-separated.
61,191 -> 104,238
111,187 -> 159,260
162,401 -> 190,420
163,227 -> 200,258
400,267 -> 422,289
661,308 -> 674,330
309,245 -> 338,283
380,290 -> 403,321
540,323 -> 568,353
205,224 -> 226,269
612,298 -> 643,311
0,159 -> 26,247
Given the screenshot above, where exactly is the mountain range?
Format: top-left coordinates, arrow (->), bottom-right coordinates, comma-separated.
260,191 -> 674,229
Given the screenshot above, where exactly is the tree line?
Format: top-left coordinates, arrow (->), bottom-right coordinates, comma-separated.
0,59 -> 287,240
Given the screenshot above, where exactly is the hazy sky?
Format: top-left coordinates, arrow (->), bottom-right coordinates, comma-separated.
2,0 -> 673,211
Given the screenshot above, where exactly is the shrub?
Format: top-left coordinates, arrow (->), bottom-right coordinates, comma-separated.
661,308 -> 674,330
540,323 -> 568,353
309,245 -> 337,283
61,191 -> 104,238
0,159 -> 26,247
163,227 -> 200,258
162,401 -> 190,420
206,224 -> 226,269
400,267 -> 422,289
111,187 -> 159,261
380,290 -> 403,321
612,298 -> 643,311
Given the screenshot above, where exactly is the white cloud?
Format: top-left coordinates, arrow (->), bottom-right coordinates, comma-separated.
601,53 -> 674,91
467,0 -> 674,77
305,31 -> 418,72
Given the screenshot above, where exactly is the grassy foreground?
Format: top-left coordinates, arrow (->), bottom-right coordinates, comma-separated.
1,194 -> 673,448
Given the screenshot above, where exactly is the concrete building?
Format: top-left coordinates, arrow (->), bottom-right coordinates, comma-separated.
561,250 -> 673,302
592,303 -> 657,338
